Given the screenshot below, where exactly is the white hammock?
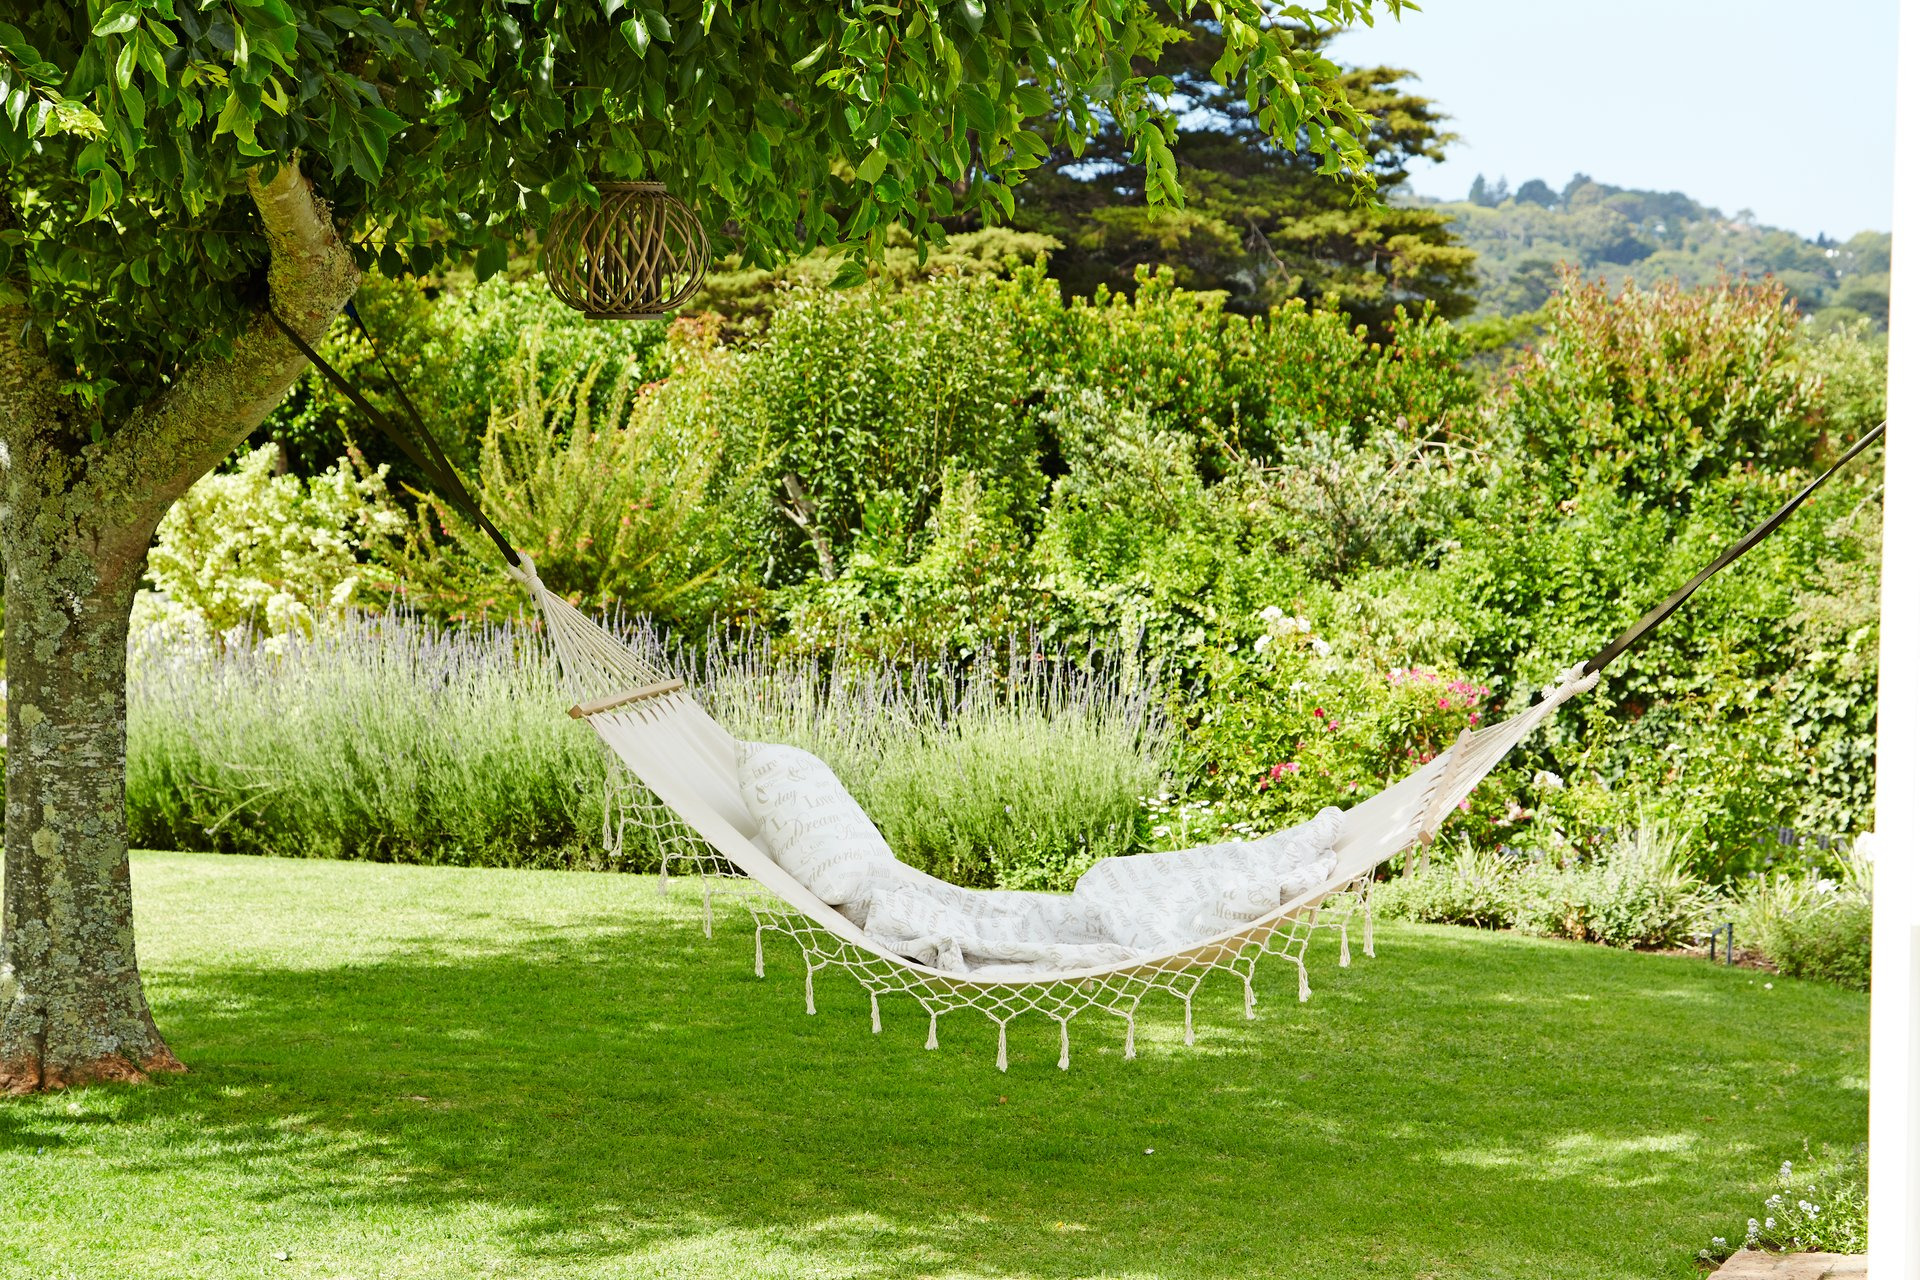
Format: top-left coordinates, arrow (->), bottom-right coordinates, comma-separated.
507,557 -> 1600,1071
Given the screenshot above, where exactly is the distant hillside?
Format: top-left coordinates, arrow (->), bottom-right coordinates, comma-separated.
1407,174 -> 1890,325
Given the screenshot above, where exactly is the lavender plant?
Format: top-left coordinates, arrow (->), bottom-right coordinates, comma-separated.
125,615 -> 1163,886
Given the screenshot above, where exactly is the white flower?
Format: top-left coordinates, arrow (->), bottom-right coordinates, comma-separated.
1531,770 -> 1565,791
1254,635 -> 1272,654
1309,637 -> 1332,656
1815,878 -> 1837,894
1258,606 -> 1287,624
1765,1217 -> 1775,1230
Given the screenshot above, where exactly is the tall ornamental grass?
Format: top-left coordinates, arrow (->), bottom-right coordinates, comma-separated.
699,636 -> 1165,889
126,617 -> 1164,887
1734,851 -> 1874,991
1376,820 -> 1716,951
126,615 -> 604,867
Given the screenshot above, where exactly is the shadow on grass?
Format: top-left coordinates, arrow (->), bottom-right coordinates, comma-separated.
103,895 -> 1868,1279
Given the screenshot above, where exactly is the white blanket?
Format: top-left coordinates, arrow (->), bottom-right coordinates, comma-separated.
738,741 -> 1344,977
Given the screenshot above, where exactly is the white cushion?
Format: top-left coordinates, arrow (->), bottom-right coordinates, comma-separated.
736,741 -> 897,905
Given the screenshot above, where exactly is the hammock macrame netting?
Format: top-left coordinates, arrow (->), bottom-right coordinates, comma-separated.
508,557 -> 1600,1071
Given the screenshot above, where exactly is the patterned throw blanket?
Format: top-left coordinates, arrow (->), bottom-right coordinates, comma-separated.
738,741 -> 1343,977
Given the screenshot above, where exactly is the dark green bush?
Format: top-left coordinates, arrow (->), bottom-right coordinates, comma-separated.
1010,265 -> 1480,469
735,276 -> 1043,585
1502,271 -> 1816,505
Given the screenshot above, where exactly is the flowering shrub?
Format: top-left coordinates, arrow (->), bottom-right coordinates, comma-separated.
1701,1153 -> 1867,1261
141,444 -> 403,640
1170,607 -> 1514,839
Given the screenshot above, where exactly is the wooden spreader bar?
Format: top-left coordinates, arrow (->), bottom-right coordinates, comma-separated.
567,678 -> 686,719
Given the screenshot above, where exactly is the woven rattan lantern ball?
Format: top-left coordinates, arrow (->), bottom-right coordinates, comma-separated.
543,181 -> 711,319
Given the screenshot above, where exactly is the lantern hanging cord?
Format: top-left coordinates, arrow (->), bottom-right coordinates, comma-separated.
268,303 -> 520,566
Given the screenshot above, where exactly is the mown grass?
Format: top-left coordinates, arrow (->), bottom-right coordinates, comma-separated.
2,852 -> 1866,1280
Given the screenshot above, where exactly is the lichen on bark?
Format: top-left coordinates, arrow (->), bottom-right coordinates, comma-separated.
0,162 -> 359,1092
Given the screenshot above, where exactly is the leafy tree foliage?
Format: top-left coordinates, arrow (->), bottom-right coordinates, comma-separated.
1002,24 -> 1476,328
3,0 -> 1402,420
1435,174 -> 1892,323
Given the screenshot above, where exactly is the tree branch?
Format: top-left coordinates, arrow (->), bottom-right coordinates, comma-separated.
87,160 -> 360,571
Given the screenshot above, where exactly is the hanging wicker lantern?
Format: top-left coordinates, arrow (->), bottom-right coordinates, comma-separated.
543,181 -> 711,319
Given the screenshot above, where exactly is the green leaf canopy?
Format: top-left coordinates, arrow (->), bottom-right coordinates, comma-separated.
1,0 -> 1400,419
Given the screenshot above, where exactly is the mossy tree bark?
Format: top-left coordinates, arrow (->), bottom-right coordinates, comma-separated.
0,163 -> 358,1093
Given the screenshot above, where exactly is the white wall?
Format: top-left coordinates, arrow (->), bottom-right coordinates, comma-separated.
1870,3 -> 1920,1272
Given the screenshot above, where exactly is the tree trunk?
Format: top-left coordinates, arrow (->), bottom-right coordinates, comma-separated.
0,457 -> 179,1090
0,162 -> 358,1092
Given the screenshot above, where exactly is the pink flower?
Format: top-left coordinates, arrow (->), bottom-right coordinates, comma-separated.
1469,712 -> 1480,725
1312,708 -> 1325,718
1457,799 -> 1471,813
1438,698 -> 1450,709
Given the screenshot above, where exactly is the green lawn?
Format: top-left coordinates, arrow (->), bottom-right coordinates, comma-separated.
3,852 -> 1866,1280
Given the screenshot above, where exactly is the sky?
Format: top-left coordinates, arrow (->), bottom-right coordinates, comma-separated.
1330,0 -> 1899,240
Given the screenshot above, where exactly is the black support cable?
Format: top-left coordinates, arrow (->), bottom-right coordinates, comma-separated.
267,305 -> 520,565
1584,420 -> 1886,675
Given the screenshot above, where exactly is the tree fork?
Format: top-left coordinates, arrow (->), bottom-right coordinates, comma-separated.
0,162 -> 359,1092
